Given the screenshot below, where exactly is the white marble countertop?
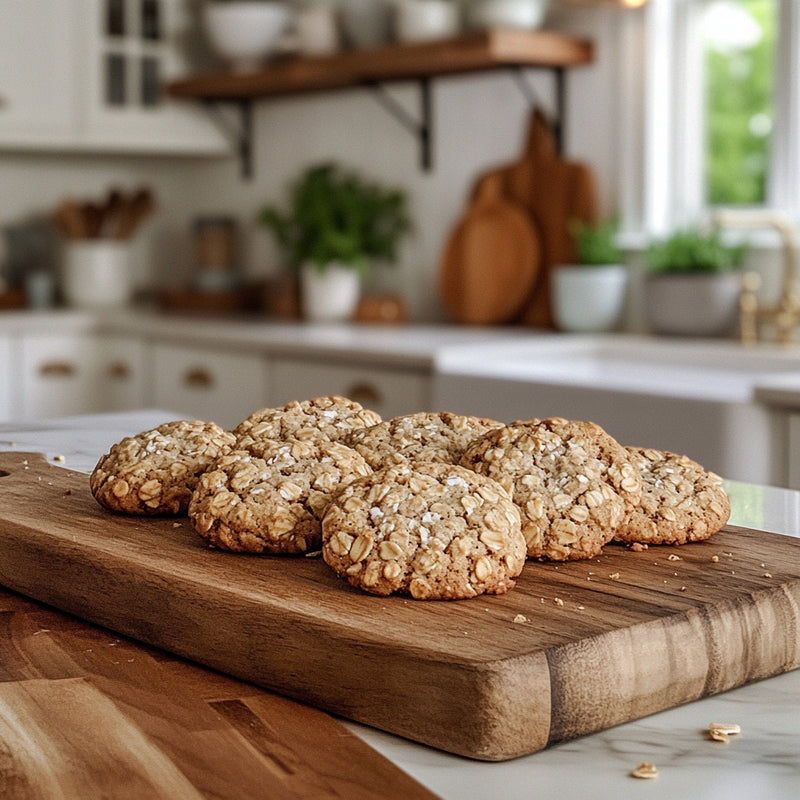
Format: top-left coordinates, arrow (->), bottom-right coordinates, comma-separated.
0,410 -> 798,800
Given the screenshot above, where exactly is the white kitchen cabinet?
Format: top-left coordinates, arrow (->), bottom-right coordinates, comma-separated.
152,343 -> 269,428
0,0 -> 227,155
0,1 -> 80,147
269,358 -> 431,419
94,334 -> 150,412
16,331 -> 148,420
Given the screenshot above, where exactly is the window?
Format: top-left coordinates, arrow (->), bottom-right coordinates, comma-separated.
636,0 -> 800,235
101,0 -> 163,110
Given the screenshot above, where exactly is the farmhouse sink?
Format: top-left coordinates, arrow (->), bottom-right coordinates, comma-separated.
433,334 -> 800,485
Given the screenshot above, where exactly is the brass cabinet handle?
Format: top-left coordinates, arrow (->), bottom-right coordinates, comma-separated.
107,361 -> 131,380
39,361 -> 76,378
183,367 -> 215,389
346,382 -> 382,408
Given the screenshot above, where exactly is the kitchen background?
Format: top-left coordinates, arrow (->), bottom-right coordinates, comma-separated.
0,0 -> 628,321
5,0 -> 800,492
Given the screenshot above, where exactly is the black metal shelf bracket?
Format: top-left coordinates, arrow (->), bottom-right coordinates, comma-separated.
365,77 -> 433,171
511,65 -> 566,153
202,98 -> 254,179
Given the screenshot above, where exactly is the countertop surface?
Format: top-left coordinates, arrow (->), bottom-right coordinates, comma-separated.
0,410 -> 798,800
7,308 -> 800,403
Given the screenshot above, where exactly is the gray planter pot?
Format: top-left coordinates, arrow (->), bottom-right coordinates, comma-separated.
644,272 -> 741,337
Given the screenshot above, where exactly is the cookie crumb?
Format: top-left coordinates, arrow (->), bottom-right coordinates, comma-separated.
629,542 -> 648,552
630,763 -> 658,779
708,722 -> 740,743
513,614 -> 528,624
609,572 -> 621,580
764,572 -> 773,578
554,597 -> 564,606
667,553 -> 681,561
711,555 -> 720,563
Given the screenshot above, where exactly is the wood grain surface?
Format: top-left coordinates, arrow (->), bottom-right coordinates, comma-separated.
0,575 -> 438,799
1,453 -> 799,763
438,171 -> 540,324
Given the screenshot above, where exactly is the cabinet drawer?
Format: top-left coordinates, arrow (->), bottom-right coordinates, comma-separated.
153,344 -> 269,429
19,333 -> 97,420
94,335 -> 149,413
269,359 -> 430,419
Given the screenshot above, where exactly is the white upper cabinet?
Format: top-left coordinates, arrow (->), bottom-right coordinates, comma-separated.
0,0 -> 228,155
0,1 -> 81,146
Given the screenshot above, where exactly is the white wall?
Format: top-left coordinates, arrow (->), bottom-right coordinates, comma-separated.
0,8 -> 626,321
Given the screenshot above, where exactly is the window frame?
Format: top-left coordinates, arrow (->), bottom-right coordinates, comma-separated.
633,0 -> 798,239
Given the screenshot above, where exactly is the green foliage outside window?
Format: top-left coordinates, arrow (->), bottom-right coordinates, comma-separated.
704,0 -> 776,206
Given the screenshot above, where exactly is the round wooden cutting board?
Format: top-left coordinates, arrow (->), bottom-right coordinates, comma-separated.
438,171 -> 540,325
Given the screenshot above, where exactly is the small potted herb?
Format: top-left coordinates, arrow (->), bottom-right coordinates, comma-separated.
644,226 -> 746,336
258,163 -> 411,321
551,217 -> 628,333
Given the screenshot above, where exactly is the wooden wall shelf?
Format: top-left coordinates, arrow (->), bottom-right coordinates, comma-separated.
166,29 -> 594,176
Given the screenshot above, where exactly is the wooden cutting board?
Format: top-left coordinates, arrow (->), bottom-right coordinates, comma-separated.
438,171 -> 540,325
0,586 -> 438,800
503,109 -> 598,327
1,453 -> 799,762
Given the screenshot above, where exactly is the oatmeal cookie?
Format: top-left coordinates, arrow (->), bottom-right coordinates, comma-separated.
90,420 -> 236,515
616,447 -> 730,546
460,417 -> 643,561
233,395 -> 382,446
345,411 -> 504,469
189,439 -> 372,554
321,461 -> 525,599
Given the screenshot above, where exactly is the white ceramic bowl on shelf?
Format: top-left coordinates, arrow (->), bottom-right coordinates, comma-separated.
203,1 -> 291,73
466,0 -> 550,31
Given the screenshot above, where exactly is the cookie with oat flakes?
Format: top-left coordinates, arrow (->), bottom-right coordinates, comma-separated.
345,411 -> 503,469
189,439 -> 372,555
615,447 -> 730,546
233,395 -> 381,446
90,420 -> 236,516
321,461 -> 525,599
460,417 -> 643,561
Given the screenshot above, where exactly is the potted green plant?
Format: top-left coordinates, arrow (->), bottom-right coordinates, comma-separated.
258,163 -> 411,321
644,226 -> 746,336
551,217 -> 628,333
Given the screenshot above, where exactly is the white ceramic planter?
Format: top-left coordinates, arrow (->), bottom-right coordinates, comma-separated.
551,264 -> 628,333
644,272 -> 742,337
300,262 -> 361,321
394,0 -> 460,43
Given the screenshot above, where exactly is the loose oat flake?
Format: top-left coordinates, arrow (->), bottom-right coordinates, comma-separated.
709,722 -> 741,743
630,763 -> 659,779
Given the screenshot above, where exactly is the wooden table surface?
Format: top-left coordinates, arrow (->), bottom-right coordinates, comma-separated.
0,584 -> 439,800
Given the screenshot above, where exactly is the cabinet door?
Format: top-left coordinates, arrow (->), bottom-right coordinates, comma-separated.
0,336 -> 11,421
81,0 -> 228,154
19,333 -> 101,420
0,0 -> 80,146
269,359 -> 430,419
153,343 -> 269,428
94,334 -> 149,412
